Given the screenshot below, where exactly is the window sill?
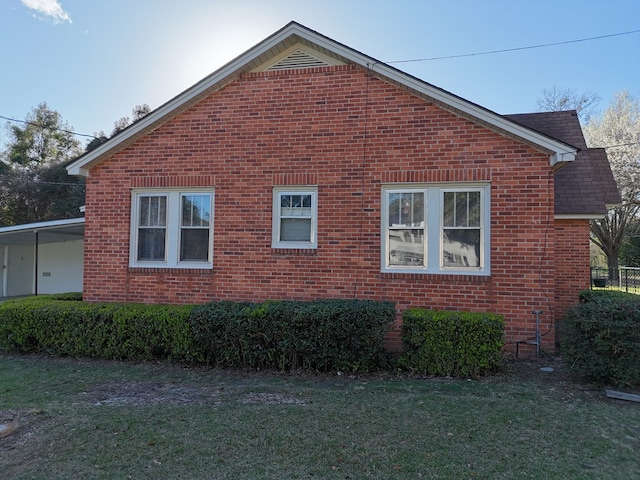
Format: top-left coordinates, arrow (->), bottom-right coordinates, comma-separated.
128,266 -> 214,274
380,271 -> 491,282
271,248 -> 318,256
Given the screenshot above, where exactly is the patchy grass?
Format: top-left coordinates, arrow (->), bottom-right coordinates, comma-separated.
1,355 -> 639,479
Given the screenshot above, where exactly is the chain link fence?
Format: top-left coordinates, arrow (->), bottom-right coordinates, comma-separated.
590,266 -> 640,293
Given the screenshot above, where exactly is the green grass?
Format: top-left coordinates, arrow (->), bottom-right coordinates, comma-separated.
1,355 -> 639,479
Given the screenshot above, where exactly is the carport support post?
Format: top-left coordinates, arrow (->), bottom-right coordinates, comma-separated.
34,230 -> 38,296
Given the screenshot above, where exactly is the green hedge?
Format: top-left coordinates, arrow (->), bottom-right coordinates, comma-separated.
190,299 -> 395,371
578,289 -> 640,304
399,309 -> 504,377
0,295 -> 395,372
560,296 -> 640,388
0,295 -> 199,362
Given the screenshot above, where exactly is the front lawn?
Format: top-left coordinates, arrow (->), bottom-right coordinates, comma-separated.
0,355 -> 638,479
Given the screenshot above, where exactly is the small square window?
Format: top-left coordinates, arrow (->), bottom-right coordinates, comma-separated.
272,187 -> 318,249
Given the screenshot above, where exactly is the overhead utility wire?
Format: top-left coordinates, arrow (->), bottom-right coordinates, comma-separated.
385,29 -> 640,64
2,29 -> 638,141
0,114 -> 98,139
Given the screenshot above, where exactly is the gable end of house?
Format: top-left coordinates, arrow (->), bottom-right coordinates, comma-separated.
67,21 -> 577,178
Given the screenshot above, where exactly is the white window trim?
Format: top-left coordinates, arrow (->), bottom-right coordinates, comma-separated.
272,186 -> 318,249
130,188 -> 214,269
381,183 -> 490,275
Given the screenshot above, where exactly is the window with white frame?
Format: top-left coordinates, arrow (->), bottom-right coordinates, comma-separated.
382,184 -> 489,274
272,187 -> 318,249
130,189 -> 213,268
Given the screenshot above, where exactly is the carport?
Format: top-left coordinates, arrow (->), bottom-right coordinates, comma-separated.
0,218 -> 84,297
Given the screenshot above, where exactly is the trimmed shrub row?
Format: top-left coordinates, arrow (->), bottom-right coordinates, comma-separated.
1,295 -> 511,376
190,299 -> 395,371
560,291 -> 640,388
0,296 -> 395,372
578,289 -> 640,304
399,308 -> 504,377
0,295 -> 197,362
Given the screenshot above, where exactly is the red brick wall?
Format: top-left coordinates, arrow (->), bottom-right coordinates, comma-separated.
83,65 -> 561,352
554,219 -> 591,327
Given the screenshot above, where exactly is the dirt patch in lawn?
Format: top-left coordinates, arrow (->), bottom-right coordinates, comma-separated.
239,392 -> 308,405
75,380 -> 308,407
77,381 -> 224,406
0,409 -> 47,453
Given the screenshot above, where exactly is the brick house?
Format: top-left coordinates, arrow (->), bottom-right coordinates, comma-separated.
67,22 -> 619,353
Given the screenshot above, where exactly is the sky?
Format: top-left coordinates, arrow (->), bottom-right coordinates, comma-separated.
1,0 -> 639,148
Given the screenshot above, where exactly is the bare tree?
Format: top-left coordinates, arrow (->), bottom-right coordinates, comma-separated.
536,86 -> 601,122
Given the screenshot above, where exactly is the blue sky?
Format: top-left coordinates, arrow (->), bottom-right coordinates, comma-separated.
1,0 -> 639,147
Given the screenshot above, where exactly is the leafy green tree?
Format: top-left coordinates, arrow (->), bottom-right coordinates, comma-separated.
0,103 -> 85,225
111,104 -> 151,136
4,103 -> 81,168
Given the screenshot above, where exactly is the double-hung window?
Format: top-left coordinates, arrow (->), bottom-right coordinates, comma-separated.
382,184 -> 489,275
272,187 -> 318,249
131,189 -> 213,268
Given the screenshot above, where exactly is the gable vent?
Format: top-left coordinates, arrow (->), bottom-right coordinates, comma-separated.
265,49 -> 331,71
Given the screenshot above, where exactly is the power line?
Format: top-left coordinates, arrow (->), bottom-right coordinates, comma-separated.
385,29 -> 640,64
0,114 -> 98,139
2,28 -> 638,142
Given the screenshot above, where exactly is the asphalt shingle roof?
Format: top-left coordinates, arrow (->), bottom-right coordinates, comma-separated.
505,111 -> 620,216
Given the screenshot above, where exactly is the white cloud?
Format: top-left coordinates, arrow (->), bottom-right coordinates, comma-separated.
22,0 -> 72,24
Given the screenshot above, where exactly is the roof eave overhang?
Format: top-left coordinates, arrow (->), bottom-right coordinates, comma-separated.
0,218 -> 86,246
67,21 -> 576,177
0,217 -> 85,233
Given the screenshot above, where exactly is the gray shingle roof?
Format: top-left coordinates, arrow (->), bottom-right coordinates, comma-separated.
505,111 -> 620,217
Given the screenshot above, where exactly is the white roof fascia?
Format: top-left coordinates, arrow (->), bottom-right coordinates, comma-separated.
67,22 -> 576,176
0,217 -> 85,234
278,24 -> 577,165
68,24 -> 310,177
363,66 -> 576,166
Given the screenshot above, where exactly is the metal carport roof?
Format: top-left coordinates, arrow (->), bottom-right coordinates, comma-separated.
0,218 -> 85,245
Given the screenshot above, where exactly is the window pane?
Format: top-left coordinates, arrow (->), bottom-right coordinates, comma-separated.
182,195 -> 210,227
455,192 -> 468,226
444,191 -> 481,227
388,193 -> 401,225
468,192 -> 481,226
280,194 -> 312,217
281,218 -> 311,242
138,228 -> 166,261
180,229 -> 209,261
388,229 -> 424,266
388,192 -> 424,227
443,229 -> 480,267
139,196 -> 166,227
443,192 -> 457,227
